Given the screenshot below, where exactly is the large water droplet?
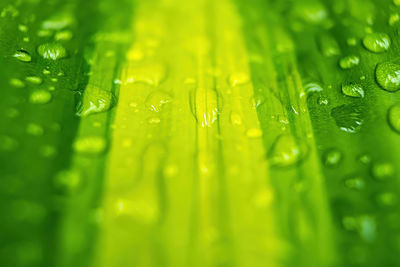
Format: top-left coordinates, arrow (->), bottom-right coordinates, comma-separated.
331,104 -> 364,133
341,83 -> 364,98
363,32 -> 391,53
29,90 -> 52,104
73,136 -> 107,155
339,55 -> 360,69
268,134 -> 307,168
375,62 -> 400,92
13,49 -> 31,62
388,104 -> 400,133
37,43 -> 67,60
77,87 -> 115,116
189,88 -> 221,127
145,91 -> 172,112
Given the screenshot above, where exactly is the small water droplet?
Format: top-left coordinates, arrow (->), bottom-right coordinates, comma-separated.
29,90 -> 52,104
388,104 -> 400,133
371,162 -> 394,180
358,154 -> 371,164
10,78 -> 25,88
317,34 -> 340,57
37,43 -> 67,60
148,116 -> 161,124
0,135 -> 18,151
189,88 -> 221,127
13,49 -> 31,62
250,95 -> 265,109
18,24 -> 28,32
344,176 -> 365,190
25,76 -> 43,85
228,73 -> 250,87
40,145 -> 57,158
230,112 -> 242,125
246,128 -> 262,138
127,63 -> 166,86
317,96 -> 329,105
389,13 -> 400,26
339,55 -> 360,69
323,148 -> 342,167
41,13 -> 74,30
73,136 -> 107,155
346,38 -> 357,46
268,134 -> 307,168
304,82 -> 323,94
54,168 -> 83,194
54,30 -> 73,41
331,104 -> 364,133
376,192 -> 397,206
77,87 -> 115,116
341,83 -> 364,98
26,123 -> 44,136
363,32 -> 391,53
375,62 -> 400,92
145,91 -> 172,112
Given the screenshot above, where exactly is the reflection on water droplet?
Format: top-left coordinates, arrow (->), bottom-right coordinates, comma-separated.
341,83 -> 364,98
25,76 -> 43,85
189,88 -> 221,128
77,86 -> 115,116
268,134 -> 307,168
363,32 -> 391,53
13,49 -> 31,62
37,43 -> 67,60
145,91 -> 172,112
344,176 -> 365,190
375,62 -> 400,92
339,55 -> 360,69
331,104 -> 364,133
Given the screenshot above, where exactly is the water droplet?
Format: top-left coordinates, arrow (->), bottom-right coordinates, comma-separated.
341,83 -> 364,98
376,192 -> 397,206
331,104 -> 364,133
145,91 -> 172,112
189,88 -> 221,127
29,90 -> 52,104
0,135 -> 18,151
388,104 -> 400,133
77,87 -> 115,116
339,55 -> 360,69
54,30 -> 73,41
268,134 -> 307,168
389,13 -> 400,26
363,32 -> 391,53
54,168 -> 83,194
10,78 -> 25,88
371,162 -> 394,180
358,154 -> 371,164
40,145 -> 57,158
26,123 -> 44,136
246,128 -> 262,138
25,76 -> 43,85
13,49 -> 31,62
230,112 -> 242,125
375,62 -> 400,92
148,116 -> 161,124
37,43 -> 67,60
18,24 -> 28,32
73,136 -> 107,155
250,95 -> 265,108
41,13 -> 74,30
127,63 -> 166,86
323,148 -> 342,167
317,34 -> 340,57
346,38 -> 357,46
228,73 -> 250,86
317,97 -> 329,105
344,176 -> 365,190
304,82 -> 323,94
